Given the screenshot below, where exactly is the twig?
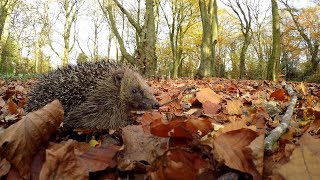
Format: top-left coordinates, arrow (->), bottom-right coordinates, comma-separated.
159,87 -> 199,107
160,97 -> 178,107
264,81 -> 298,152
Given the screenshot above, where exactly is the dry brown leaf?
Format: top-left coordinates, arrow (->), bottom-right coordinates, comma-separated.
297,82 -> 307,96
7,98 -> 18,115
196,88 -> 221,105
203,101 -> 221,115
15,85 -> 26,93
149,149 -> 211,180
77,144 -> 120,172
120,125 -> 168,170
246,134 -> 265,175
277,146 -> 320,179
299,132 -> 320,155
213,129 -> 261,179
0,97 -> 5,108
0,158 -> 11,177
270,89 -> 288,101
39,140 -> 89,179
215,120 -> 256,137
0,100 -> 64,179
226,100 -> 243,115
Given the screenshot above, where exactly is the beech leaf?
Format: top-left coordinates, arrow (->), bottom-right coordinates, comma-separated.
39,140 -> 89,179
0,100 -> 64,179
212,129 -> 261,179
150,118 -> 213,139
120,125 -> 168,168
196,88 -> 221,105
149,149 -> 210,180
226,100 -> 243,115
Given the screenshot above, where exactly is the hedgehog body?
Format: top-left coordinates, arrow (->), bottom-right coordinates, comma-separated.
25,61 -> 159,129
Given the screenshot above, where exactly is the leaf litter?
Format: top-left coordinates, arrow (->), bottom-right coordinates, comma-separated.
0,77 -> 320,179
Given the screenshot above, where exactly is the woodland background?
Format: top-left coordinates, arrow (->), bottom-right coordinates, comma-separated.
0,0 -> 319,82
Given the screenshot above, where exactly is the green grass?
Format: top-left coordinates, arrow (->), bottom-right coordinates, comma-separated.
0,73 -> 40,82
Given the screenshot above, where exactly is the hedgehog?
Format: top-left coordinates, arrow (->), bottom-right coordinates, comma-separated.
25,61 -> 160,129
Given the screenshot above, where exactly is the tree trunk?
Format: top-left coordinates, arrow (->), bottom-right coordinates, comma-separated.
197,0 -> 216,78
267,0 -> 280,81
210,0 -> 218,76
239,37 -> 250,79
101,0 -> 157,76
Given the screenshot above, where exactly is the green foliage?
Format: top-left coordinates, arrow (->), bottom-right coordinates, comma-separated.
76,52 -> 89,64
0,73 -> 39,82
0,37 -> 21,74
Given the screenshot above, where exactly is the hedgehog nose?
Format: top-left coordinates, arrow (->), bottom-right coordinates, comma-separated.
152,102 -> 160,109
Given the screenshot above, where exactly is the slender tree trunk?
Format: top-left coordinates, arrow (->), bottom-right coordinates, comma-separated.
101,0 -> 157,76
239,37 -> 250,79
210,0 -> 218,76
107,32 -> 112,60
267,0 -> 280,81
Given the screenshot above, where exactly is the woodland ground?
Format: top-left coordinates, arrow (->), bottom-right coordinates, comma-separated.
0,77 -> 319,179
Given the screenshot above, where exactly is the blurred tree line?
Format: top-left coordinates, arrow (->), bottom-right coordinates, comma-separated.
0,0 -> 319,82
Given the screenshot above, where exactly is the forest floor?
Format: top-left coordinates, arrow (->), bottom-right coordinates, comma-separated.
0,77 -> 320,179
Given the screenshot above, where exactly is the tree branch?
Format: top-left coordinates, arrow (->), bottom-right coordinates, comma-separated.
264,82 -> 298,153
112,0 -> 142,34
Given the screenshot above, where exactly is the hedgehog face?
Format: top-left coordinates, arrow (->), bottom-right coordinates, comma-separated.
117,69 -> 159,110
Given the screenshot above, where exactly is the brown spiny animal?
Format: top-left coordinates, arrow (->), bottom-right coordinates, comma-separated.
25,61 -> 160,129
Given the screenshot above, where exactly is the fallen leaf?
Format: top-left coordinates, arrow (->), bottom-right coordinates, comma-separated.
215,121 -> 256,137
0,158 -> 11,177
150,118 -> 213,139
7,98 -> 18,115
196,88 -> 221,105
39,140 -> 89,179
0,100 -> 64,179
141,111 -> 164,133
270,89 -> 288,101
277,146 -> 320,179
149,149 -> 210,180
0,97 -> 5,108
226,100 -> 243,115
120,125 -> 168,168
297,82 -> 307,96
77,144 -> 120,172
203,101 -> 221,115
208,129 -> 261,179
246,134 -> 265,175
15,85 -> 26,94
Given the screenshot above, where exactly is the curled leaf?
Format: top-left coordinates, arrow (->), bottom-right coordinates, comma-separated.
0,100 -> 64,179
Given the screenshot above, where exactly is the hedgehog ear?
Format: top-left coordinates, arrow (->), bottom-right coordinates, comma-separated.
114,72 -> 123,87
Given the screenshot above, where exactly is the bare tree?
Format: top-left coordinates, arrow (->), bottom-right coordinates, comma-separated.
99,0 -> 157,76
224,0 -> 253,79
49,0 -> 84,66
161,0 -> 195,78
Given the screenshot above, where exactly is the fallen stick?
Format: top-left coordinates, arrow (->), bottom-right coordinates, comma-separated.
264,81 -> 298,153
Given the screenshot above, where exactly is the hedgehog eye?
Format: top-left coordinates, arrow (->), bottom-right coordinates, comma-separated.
132,88 -> 138,94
